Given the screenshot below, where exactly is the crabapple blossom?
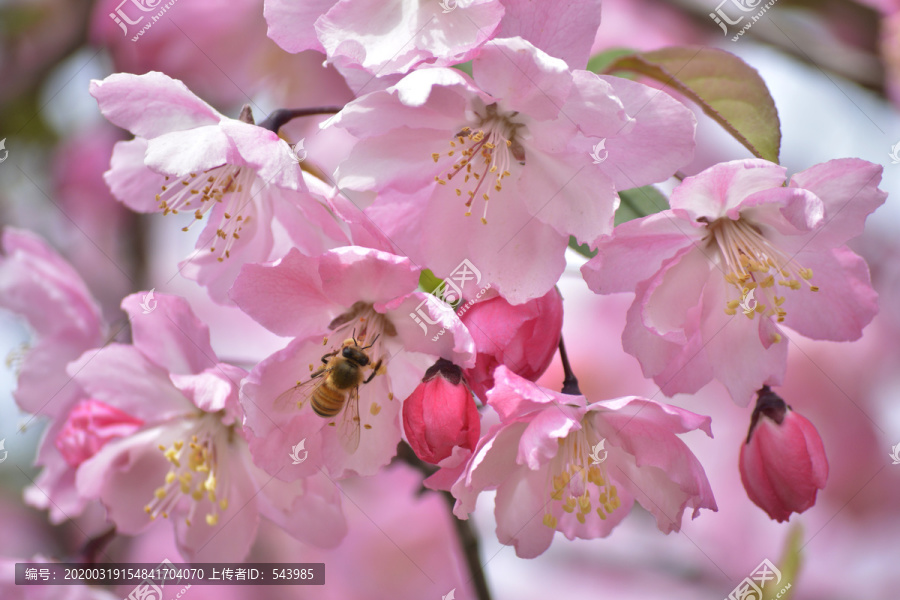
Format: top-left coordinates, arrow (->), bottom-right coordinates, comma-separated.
69,292 -> 346,561
582,158 -> 886,404
232,246 -> 475,479
449,367 -> 716,558
0,229 -> 111,523
739,386 -> 828,522
91,71 -> 348,301
402,358 -> 480,464
331,36 -> 696,303
461,287 -> 563,400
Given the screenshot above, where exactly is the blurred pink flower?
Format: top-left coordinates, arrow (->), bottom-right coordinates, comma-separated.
233,246 -> 475,479
333,37 -> 695,303
450,366 -> 716,558
462,287 -> 563,400
265,0 -> 504,77
70,293 -> 346,561
739,386 -> 828,523
91,71 -> 347,301
402,359 -> 480,464
583,158 -> 886,404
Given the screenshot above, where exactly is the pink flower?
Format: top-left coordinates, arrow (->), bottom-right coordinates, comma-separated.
91,71 -> 348,301
70,292 -> 346,561
0,228 -> 105,416
0,229 -> 110,523
233,246 -> 475,479
450,366 -> 716,558
264,0 -> 504,78
582,158 -> 886,404
402,359 -> 480,464
331,37 -> 695,303
462,287 -> 563,400
739,386 -> 828,523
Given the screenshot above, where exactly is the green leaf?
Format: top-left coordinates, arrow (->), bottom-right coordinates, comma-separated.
762,523 -> 803,599
615,185 -> 669,226
606,46 -> 781,163
568,236 -> 597,259
452,61 -> 473,77
586,48 -> 638,76
418,269 -> 459,308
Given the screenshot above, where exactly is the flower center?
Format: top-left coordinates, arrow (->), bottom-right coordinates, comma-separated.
432,103 -> 524,225
542,424 -> 620,529
706,217 -> 818,331
155,165 -> 254,262
145,418 -> 230,527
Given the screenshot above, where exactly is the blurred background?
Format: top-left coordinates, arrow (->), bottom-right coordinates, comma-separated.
1,0 -> 899,598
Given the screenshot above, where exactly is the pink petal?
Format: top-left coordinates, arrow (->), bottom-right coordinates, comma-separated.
89,72 -> 222,138
264,0 -> 333,53
496,0 -> 603,69
669,159 -> 787,220
121,293 -> 218,375
104,138 -> 167,213
781,246 -> 878,342
581,209 -> 700,294
789,158 -> 887,250
473,37 -> 572,121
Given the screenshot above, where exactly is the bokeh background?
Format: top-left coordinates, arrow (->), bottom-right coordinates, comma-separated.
1,0 -> 899,598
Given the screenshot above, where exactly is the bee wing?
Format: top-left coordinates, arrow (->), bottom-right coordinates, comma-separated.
272,371 -> 327,412
337,385 -> 362,454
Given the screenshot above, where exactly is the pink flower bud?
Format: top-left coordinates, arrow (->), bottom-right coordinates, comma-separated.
402,359 -> 480,465
739,386 -> 828,522
55,399 -> 144,468
461,288 -> 563,400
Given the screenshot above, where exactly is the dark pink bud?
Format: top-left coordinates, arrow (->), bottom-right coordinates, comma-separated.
461,287 -> 563,400
402,359 -> 480,465
739,386 -> 828,522
55,399 -> 144,468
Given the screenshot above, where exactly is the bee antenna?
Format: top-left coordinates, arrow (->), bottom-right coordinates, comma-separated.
361,333 -> 380,350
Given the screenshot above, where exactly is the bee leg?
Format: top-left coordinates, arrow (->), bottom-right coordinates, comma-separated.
320,349 -> 339,365
362,358 -> 383,384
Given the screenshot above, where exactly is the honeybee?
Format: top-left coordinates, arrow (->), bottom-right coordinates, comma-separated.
275,336 -> 382,453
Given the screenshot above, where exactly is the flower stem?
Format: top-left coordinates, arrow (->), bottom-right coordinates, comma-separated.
559,336 -> 582,396
396,443 -> 493,600
258,107 -> 344,133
